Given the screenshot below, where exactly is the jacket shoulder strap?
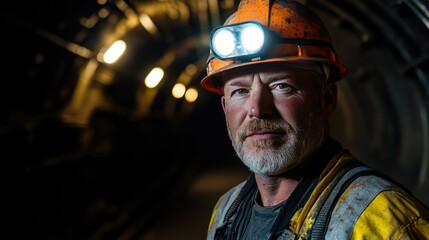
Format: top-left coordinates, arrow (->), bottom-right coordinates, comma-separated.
310,165 -> 376,240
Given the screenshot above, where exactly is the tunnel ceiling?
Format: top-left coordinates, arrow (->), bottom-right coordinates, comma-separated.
2,0 -> 429,239
1,0 -> 231,122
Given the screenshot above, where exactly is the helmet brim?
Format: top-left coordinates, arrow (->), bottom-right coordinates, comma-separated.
200,58 -> 348,95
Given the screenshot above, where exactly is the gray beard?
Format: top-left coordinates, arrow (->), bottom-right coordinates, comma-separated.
227,117 -> 324,176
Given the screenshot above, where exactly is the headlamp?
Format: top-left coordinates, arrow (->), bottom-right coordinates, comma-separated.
208,20 -> 335,64
210,21 -> 266,61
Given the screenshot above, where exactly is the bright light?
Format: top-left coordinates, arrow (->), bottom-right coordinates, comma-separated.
172,83 -> 186,98
139,14 -> 158,36
212,29 -> 235,57
241,24 -> 264,52
185,88 -> 198,102
103,40 -> 126,64
145,67 -> 164,88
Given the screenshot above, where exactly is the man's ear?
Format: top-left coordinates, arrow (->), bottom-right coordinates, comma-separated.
221,95 -> 226,113
324,83 -> 337,116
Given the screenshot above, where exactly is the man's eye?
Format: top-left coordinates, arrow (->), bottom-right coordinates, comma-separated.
231,88 -> 249,96
273,83 -> 294,93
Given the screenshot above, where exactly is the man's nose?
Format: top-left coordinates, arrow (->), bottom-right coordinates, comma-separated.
248,85 -> 274,119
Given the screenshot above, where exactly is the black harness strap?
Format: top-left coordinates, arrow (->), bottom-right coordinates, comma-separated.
310,165 -> 376,240
223,173 -> 257,222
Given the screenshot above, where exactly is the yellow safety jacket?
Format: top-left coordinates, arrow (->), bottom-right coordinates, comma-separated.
207,138 -> 429,239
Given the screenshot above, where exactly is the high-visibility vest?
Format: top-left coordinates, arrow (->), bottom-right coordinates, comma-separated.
207,149 -> 429,239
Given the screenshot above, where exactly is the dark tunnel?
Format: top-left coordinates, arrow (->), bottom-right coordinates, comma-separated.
1,0 -> 429,239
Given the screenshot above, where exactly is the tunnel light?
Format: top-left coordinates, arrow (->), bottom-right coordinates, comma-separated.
139,13 -> 159,36
172,83 -> 186,98
145,67 -> 164,88
102,40 -> 126,64
184,88 -> 198,103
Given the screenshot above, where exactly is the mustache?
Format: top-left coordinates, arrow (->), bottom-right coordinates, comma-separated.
237,119 -> 289,141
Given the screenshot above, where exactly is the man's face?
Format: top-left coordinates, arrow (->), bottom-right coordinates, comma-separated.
221,64 -> 335,176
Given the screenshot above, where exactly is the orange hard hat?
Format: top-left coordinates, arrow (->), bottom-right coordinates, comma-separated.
200,0 -> 348,94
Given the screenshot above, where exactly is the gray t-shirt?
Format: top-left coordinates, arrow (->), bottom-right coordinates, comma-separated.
240,193 -> 286,240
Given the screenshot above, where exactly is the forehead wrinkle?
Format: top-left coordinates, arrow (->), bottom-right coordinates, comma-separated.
265,72 -> 292,82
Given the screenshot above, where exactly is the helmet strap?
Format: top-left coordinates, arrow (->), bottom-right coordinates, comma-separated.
322,63 -> 330,80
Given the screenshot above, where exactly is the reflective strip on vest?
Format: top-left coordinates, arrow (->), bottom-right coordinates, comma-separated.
325,175 -> 394,238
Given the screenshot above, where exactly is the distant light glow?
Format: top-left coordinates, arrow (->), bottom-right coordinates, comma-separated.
185,88 -> 198,102
103,40 -> 126,64
172,83 -> 186,98
139,14 -> 158,36
145,67 -> 164,88
185,64 -> 197,75
98,8 -> 109,19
